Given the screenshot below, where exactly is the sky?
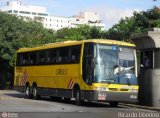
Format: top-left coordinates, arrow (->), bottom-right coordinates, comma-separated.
0,0 -> 160,29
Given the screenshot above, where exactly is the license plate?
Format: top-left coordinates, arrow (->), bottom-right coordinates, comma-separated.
98,93 -> 106,100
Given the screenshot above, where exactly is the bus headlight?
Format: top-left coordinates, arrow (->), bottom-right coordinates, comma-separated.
94,87 -> 109,91
130,89 -> 138,92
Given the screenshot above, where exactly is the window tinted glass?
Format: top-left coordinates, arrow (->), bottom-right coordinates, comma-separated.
56,47 -> 69,64
70,45 -> 81,63
47,49 -> 56,64
30,52 -> 37,65
38,51 -> 47,64
22,53 -> 30,65
16,44 -> 81,66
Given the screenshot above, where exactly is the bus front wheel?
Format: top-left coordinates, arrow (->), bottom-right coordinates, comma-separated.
75,88 -> 82,106
109,102 -> 119,107
64,98 -> 70,102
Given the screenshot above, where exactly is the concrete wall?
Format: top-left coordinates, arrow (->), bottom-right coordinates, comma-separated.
139,69 -> 160,107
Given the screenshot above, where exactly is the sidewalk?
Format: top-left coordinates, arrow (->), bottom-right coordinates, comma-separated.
120,103 -> 160,112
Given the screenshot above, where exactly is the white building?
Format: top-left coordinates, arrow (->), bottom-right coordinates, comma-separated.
71,12 -> 105,29
1,1 -> 48,19
43,16 -> 71,31
1,1 -> 105,30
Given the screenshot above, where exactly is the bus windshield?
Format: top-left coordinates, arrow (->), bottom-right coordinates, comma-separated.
94,44 -> 137,85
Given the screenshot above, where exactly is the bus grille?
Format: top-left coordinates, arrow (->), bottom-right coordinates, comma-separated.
109,88 -> 129,91
120,89 -> 129,91
109,88 -> 118,91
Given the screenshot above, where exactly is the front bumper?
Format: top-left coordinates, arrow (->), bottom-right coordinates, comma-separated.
82,90 -> 138,103
93,91 -> 138,103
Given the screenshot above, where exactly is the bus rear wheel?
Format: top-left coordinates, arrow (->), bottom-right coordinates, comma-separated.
109,102 -> 119,107
32,85 -> 40,100
25,85 -> 32,99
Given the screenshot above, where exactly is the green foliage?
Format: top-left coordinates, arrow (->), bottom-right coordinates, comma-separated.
133,6 -> 160,32
56,25 -> 105,41
77,25 -> 105,39
156,20 -> 160,27
106,17 -> 135,41
106,6 -> 160,42
56,27 -> 85,41
0,12 -> 56,75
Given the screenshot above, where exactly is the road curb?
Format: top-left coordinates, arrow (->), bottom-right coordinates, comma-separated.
120,103 -> 160,112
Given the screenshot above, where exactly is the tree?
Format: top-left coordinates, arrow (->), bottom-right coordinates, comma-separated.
106,17 -> 135,41
105,6 -> 160,42
0,12 -> 56,86
56,27 -> 85,41
56,25 -> 105,41
133,6 -> 160,32
78,25 -> 105,39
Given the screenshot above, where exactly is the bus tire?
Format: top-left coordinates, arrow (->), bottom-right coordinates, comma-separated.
25,85 -> 32,99
64,98 -> 70,102
75,88 -> 82,106
32,85 -> 40,100
109,102 -> 119,107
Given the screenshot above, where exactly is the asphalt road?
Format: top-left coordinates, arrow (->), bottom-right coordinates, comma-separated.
0,90 -> 159,118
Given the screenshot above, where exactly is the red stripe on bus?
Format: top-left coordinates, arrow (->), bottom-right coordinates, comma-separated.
70,82 -> 74,89
20,70 -> 28,86
69,81 -> 73,89
68,79 -> 72,89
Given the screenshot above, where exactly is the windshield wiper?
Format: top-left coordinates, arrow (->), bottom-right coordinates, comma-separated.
99,80 -> 108,83
100,79 -> 115,84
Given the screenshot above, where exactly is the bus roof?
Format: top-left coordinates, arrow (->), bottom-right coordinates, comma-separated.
17,39 -> 135,53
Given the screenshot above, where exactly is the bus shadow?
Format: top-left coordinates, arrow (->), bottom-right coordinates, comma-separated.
5,92 -> 26,98
5,92 -> 123,108
44,97 -> 123,108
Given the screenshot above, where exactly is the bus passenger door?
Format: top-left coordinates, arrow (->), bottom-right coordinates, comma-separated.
140,50 -> 153,69
83,43 -> 94,86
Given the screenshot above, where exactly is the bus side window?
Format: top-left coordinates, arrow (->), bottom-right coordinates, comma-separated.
49,49 -> 56,64
30,52 -> 37,65
22,53 -> 29,65
38,51 -> 47,65
71,55 -> 76,62
56,47 -> 69,64
62,47 -> 69,63
56,49 -> 60,63
70,45 -> 81,63
16,53 -> 23,66
57,57 -> 62,63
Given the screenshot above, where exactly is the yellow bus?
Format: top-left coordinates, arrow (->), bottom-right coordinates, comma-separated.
14,39 -> 138,106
